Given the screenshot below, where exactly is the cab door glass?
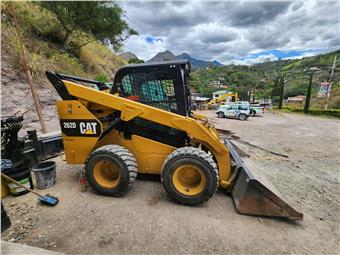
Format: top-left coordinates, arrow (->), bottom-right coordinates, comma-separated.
120,72 -> 178,113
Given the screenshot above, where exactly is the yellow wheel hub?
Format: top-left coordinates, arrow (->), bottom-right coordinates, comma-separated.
172,164 -> 206,196
93,160 -> 120,188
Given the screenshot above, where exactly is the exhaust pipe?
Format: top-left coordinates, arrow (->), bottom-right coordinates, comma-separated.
225,140 -> 303,220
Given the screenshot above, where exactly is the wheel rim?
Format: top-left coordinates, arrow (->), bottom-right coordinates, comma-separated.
172,164 -> 206,195
93,160 -> 120,188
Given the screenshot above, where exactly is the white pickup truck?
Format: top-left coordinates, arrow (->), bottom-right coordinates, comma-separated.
216,102 -> 250,120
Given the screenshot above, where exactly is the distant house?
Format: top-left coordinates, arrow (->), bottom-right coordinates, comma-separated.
285,95 -> 306,106
209,80 -> 228,89
287,95 -> 305,102
193,96 -> 210,110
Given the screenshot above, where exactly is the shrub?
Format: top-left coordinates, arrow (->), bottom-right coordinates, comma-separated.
95,73 -> 109,83
128,58 -> 144,64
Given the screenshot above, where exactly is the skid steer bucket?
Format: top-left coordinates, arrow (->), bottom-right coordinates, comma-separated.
225,140 -> 303,220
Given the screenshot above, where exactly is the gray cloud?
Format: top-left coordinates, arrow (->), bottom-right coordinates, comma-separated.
123,1 -> 340,64
227,2 -> 291,27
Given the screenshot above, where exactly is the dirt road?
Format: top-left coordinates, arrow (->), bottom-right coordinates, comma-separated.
2,111 -> 339,254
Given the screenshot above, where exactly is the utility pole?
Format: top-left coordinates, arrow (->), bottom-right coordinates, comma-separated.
304,72 -> 313,113
278,74 -> 285,109
10,3 -> 47,133
324,55 -> 337,109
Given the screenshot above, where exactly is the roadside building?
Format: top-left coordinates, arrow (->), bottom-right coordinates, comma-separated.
285,95 -> 305,107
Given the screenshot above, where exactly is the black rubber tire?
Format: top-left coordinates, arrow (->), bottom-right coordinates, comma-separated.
161,147 -> 218,205
85,145 -> 138,197
238,113 -> 247,121
217,112 -> 225,118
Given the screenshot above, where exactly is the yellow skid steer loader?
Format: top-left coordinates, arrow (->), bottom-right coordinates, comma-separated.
46,60 -> 302,220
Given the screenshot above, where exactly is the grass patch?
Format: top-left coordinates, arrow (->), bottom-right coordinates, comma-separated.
80,41 -> 126,79
275,107 -> 340,118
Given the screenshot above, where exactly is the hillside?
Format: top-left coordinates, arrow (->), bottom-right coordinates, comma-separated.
189,50 -> 340,109
147,50 -> 223,68
1,2 -> 128,131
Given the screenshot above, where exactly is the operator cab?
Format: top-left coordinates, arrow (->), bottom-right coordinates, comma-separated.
112,60 -> 191,116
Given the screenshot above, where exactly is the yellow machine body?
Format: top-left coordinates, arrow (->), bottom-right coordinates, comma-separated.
57,81 -> 232,188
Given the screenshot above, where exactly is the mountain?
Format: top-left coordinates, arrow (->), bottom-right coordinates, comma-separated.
147,50 -> 176,62
212,60 -> 224,67
176,53 -> 223,68
147,50 -> 224,68
118,52 -> 138,62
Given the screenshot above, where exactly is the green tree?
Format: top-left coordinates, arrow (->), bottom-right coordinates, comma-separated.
40,1 -> 137,49
207,61 -> 214,69
128,58 -> 144,64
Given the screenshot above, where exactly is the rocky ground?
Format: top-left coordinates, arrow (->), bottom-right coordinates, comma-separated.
1,110 -> 339,254
1,63 -> 60,134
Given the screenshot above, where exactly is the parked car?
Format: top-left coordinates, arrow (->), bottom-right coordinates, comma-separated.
216,102 -> 250,120
249,104 -> 265,116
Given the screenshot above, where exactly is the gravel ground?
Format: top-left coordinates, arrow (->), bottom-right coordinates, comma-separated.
1,110 -> 339,254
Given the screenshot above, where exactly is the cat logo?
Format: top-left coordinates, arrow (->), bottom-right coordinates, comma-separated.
80,122 -> 97,135
60,119 -> 101,137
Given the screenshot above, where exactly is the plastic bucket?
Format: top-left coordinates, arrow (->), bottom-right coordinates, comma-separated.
6,177 -> 30,196
33,161 -> 56,189
3,166 -> 33,197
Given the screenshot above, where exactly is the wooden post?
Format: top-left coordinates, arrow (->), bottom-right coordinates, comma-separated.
10,3 -> 47,133
324,55 -> 337,110
304,72 -> 313,113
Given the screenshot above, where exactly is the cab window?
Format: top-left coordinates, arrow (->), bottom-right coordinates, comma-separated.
120,72 -> 178,113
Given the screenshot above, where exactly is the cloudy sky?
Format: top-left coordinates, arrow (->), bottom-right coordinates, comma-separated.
122,1 -> 340,65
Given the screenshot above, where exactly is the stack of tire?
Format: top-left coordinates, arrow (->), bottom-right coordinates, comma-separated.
1,159 -> 33,196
